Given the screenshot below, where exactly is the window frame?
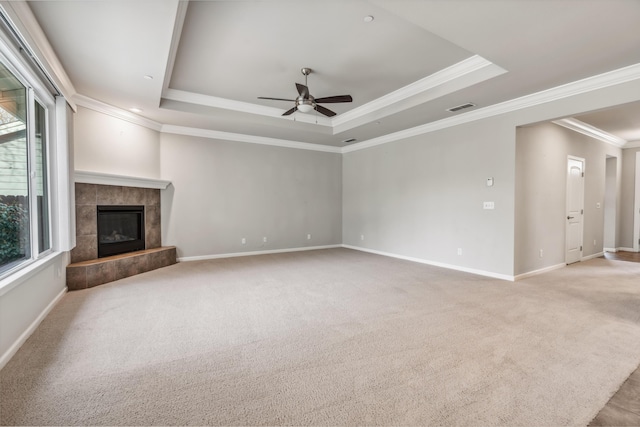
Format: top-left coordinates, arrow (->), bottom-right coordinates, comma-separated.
0,42 -> 56,281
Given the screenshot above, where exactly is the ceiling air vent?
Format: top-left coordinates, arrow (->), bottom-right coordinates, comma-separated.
447,103 -> 476,113
342,138 -> 357,144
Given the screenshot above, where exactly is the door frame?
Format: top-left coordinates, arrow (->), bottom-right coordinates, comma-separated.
634,152 -> 640,252
566,155 -> 585,264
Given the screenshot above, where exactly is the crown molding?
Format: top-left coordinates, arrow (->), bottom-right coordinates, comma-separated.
74,94 -> 163,131
332,55 -> 506,134
74,61 -> 640,156
553,118 -> 627,148
162,55 -> 504,134
344,62 -> 640,153
161,124 -> 342,154
162,88 -> 334,127
75,170 -> 171,189
624,140 -> 640,149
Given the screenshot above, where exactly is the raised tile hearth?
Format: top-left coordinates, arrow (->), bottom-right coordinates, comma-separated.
66,246 -> 176,291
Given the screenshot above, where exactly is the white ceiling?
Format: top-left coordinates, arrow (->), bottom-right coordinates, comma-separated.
27,0 -> 640,147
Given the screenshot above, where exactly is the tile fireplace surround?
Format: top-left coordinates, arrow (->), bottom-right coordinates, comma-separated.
67,182 -> 176,290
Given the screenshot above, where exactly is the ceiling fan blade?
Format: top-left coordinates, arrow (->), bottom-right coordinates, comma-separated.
296,83 -> 309,98
314,104 -> 336,117
258,97 -> 295,102
282,106 -> 297,116
314,95 -> 353,104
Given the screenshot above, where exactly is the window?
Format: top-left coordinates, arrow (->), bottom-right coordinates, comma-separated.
0,60 -> 51,277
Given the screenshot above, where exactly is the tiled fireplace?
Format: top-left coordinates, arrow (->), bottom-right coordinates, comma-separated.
67,182 -> 176,290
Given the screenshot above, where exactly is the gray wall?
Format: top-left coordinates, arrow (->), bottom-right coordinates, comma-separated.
515,122 -> 621,275
343,119 -> 516,276
620,148 -> 640,249
74,107 -> 161,179
160,133 -> 342,259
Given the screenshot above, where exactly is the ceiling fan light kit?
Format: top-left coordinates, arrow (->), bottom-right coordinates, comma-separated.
258,67 -> 353,117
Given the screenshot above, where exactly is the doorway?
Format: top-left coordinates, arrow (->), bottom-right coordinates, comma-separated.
566,156 -> 584,264
603,156 -> 617,252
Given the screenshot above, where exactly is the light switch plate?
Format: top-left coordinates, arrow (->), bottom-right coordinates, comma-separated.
483,201 -> 495,209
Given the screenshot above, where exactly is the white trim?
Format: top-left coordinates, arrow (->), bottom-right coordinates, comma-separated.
161,0 -> 189,95
603,247 -> 618,253
344,62 -> 640,153
513,263 -> 566,281
566,155 -> 585,265
582,251 -> 604,261
73,62 -> 640,155
634,152 -> 640,252
177,244 -> 342,262
553,118 -> 627,148
341,245 -> 514,281
624,140 -> 640,149
332,55 -> 506,134
161,125 -> 342,153
0,286 -> 66,370
75,170 -> 171,190
73,94 -> 163,131
163,55 -> 503,132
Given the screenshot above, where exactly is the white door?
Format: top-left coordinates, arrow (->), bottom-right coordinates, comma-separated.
566,157 -> 584,264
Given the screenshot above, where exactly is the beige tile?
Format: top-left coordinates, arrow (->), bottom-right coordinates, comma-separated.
86,262 -> 116,288
146,226 -> 161,249
97,185 -> 123,205
70,235 -> 97,263
66,267 -> 87,291
75,205 -> 97,236
122,187 -> 147,205
146,189 -> 160,206
148,248 -> 176,270
75,183 -> 97,205
115,255 -> 149,280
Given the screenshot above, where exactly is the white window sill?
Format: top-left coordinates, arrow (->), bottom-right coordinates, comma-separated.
0,252 -> 65,297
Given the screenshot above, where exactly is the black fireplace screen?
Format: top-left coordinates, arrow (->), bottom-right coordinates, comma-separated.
97,205 -> 145,258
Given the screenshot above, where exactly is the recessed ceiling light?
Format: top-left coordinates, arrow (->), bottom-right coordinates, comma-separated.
143,75 -> 153,80
129,107 -> 143,113
364,15 -> 374,23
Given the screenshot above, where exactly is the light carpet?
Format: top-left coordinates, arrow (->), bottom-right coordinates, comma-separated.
2,248 -> 640,425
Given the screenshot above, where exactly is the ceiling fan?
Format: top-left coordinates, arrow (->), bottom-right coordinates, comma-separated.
258,68 -> 352,117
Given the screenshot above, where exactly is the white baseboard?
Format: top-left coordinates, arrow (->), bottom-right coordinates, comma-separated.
513,263 -> 566,281
617,247 -> 636,252
582,251 -> 604,261
603,247 -> 617,253
178,244 -> 342,262
341,245 -> 514,281
0,287 -> 67,371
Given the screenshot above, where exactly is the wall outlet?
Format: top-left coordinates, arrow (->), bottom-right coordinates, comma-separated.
241,237 -> 246,245
594,239 -> 597,246
263,236 -> 267,243
360,234 -> 365,241
539,249 -> 543,258
307,233 -> 311,240
457,248 -> 462,255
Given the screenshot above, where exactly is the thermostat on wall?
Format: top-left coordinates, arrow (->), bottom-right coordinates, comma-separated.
486,177 -> 494,187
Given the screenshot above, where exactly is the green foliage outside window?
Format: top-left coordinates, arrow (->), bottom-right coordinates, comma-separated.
0,201 -> 28,264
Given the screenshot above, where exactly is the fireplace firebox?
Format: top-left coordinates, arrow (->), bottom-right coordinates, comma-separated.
97,205 -> 145,258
